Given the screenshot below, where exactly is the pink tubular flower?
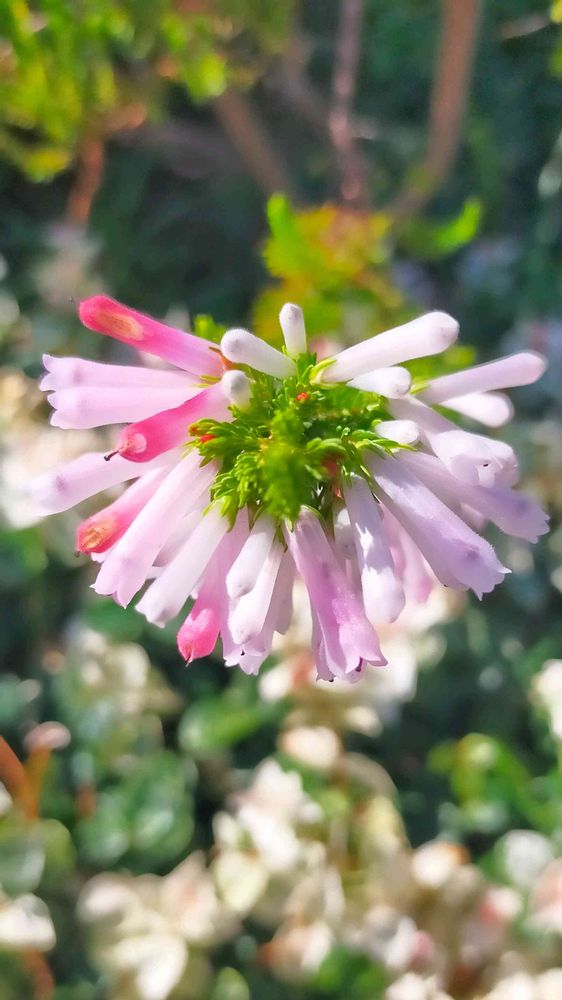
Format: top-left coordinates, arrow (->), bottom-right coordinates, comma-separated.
286,509 -> 386,681
112,382 -> 231,462
177,600 -> 221,664
75,468 -> 167,554
33,297 -> 548,682
79,295 -> 223,376
342,474 -> 405,624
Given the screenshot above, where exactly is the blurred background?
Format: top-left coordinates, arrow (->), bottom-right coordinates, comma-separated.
1,2 -> 562,998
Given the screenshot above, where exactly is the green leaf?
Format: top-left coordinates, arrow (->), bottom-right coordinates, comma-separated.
76,751 -> 195,866
0,676 -> 40,730
264,195 -> 325,279
430,734 -> 557,835
0,528 -> 46,588
39,819 -> 76,890
398,198 -> 482,260
312,947 -> 387,996
178,697 -> 272,754
84,597 -> 145,641
193,313 -> 227,345
0,821 -> 45,895
210,968 -> 250,1000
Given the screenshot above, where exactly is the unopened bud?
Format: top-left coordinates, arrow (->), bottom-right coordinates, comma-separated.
221,370 -> 251,408
279,303 -> 307,357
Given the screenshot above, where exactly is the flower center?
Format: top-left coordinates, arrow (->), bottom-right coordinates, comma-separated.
191,355 -> 407,525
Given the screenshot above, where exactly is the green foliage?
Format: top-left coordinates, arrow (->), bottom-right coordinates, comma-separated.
0,0 -> 295,178
193,313 -> 228,346
0,527 -> 46,587
254,196 -> 411,346
210,968 -> 250,1000
179,673 -> 281,754
194,359 -> 402,524
431,733 -> 562,837
76,750 -> 195,867
0,815 -> 74,895
312,948 -> 388,997
398,198 -> 483,261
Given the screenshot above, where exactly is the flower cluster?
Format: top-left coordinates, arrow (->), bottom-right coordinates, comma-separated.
33,296 -> 548,680
73,740 -> 562,1000
210,753 -> 562,999
0,888 -> 55,954
79,853 -> 237,1000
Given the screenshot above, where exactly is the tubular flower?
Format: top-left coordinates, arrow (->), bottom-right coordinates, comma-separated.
32,296 -> 548,682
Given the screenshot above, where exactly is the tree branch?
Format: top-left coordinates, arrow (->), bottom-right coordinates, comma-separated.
273,58 -> 330,139
67,136 -> 105,223
213,89 -> 295,199
0,736 -> 35,819
392,0 -> 482,218
329,0 -> 369,207
22,953 -> 55,1000
117,120 -> 240,179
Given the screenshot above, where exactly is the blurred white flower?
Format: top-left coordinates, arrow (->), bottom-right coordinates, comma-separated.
530,859 -> 562,935
279,725 -> 342,772
212,759 -> 325,924
262,919 -> 334,980
259,863 -> 345,980
222,760 -> 322,876
532,660 -> 562,740
0,782 -> 12,817
496,830 -> 554,891
62,622 -> 181,718
79,853 -> 236,1000
212,740 -> 556,995
385,973 -> 453,1000
535,969 -> 562,1000
0,889 -> 56,951
346,905 -> 419,972
484,971 -> 544,1000
212,846 -> 270,915
0,369 -> 98,529
459,886 -> 521,970
411,842 -> 471,893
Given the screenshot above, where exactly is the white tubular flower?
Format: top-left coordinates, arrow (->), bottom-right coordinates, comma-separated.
320,312 -> 459,383
221,327 -> 296,377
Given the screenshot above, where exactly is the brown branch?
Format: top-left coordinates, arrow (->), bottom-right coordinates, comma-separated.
0,736 -> 36,819
213,89 -> 295,199
67,137 -> 105,224
275,38 -> 380,143
22,952 -> 55,1000
274,60 -> 330,139
329,0 -> 369,207
392,0 -> 482,218
117,120 -> 241,180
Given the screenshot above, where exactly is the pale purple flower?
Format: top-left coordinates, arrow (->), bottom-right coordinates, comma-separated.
32,296 -> 548,682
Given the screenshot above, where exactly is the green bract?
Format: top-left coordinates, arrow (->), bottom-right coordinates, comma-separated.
191,355 -> 406,525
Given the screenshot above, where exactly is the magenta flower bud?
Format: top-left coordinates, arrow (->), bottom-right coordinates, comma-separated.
115,383 -> 230,462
